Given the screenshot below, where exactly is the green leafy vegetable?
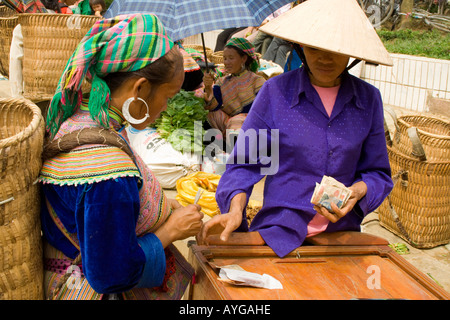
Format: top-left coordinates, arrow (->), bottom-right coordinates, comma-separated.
388,242 -> 410,255
153,90 -> 208,152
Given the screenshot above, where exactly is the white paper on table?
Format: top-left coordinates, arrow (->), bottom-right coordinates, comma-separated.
218,267 -> 283,289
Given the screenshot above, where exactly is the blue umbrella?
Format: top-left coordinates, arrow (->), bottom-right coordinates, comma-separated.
104,0 -> 293,41
104,0 -> 294,71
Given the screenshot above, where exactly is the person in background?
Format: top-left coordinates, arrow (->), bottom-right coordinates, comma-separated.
262,37 -> 292,67
57,0 -> 73,13
68,0 -> 82,13
259,1 -> 305,67
176,42 -> 205,97
252,3 -> 291,56
199,0 -> 394,258
202,37 -> 265,149
214,27 -> 247,52
9,0 -> 71,98
39,13 -> 203,300
284,45 -> 302,72
69,0 -> 92,15
89,0 -> 105,17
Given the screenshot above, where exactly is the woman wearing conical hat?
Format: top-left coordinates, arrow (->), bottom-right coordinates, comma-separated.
199,0 -> 394,258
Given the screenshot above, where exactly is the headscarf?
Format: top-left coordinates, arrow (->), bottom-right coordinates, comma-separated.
2,0 -> 47,13
225,37 -> 259,73
47,13 -> 174,138
178,44 -> 200,73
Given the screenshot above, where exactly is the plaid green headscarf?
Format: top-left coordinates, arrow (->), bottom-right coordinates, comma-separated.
225,37 -> 260,73
47,13 -> 174,138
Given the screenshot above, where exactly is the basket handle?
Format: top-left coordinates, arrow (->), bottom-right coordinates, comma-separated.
383,106 -> 427,161
392,169 -> 408,188
43,127 -> 134,161
407,127 -> 427,161
385,169 -> 412,243
383,106 -> 401,145
0,197 -> 14,205
386,194 -> 412,244
383,119 -> 392,147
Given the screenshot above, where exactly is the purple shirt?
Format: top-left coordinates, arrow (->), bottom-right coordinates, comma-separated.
216,67 -> 393,257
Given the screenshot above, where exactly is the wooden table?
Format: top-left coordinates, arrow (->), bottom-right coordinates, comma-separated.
187,232 -> 450,300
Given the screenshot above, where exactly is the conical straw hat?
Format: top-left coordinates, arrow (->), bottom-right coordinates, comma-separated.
259,0 -> 393,66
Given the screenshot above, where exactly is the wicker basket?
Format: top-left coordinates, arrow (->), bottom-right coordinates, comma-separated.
210,51 -> 224,64
183,44 -> 213,59
0,15 -> 19,78
183,44 -> 214,63
19,13 -> 100,101
385,108 -> 450,162
0,98 -> 45,300
0,6 -> 17,17
378,109 -> 450,248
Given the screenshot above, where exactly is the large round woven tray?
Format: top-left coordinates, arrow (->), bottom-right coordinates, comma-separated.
0,98 -> 45,300
19,13 -> 100,101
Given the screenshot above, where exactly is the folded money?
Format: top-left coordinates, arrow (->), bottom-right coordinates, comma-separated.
311,176 -> 352,212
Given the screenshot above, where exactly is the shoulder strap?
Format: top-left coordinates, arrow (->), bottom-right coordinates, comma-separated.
43,127 -> 135,161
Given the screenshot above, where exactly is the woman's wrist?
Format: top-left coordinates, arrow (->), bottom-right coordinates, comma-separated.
203,91 -> 212,102
153,221 -> 176,248
203,92 -> 216,109
229,193 -> 247,215
351,181 -> 368,201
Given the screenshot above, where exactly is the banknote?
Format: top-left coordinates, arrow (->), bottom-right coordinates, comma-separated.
311,176 -> 352,212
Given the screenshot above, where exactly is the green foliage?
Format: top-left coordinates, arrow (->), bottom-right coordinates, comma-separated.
153,90 -> 208,153
377,29 -> 450,60
104,0 -> 114,9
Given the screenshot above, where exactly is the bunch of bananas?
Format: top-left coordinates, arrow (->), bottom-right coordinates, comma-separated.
176,171 -> 221,217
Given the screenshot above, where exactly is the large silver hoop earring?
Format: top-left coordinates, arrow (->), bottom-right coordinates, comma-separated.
122,97 -> 149,125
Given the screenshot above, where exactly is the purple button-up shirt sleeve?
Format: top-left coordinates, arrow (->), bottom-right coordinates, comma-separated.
215,67 -> 393,257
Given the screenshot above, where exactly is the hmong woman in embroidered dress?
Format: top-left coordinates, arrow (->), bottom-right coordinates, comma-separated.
202,38 -> 265,143
38,14 -> 203,300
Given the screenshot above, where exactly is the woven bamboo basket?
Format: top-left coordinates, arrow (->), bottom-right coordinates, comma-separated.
19,13 -> 100,101
385,108 -> 450,162
0,15 -> 19,78
0,98 -> 45,300
378,109 -> 450,248
183,44 -> 213,60
210,51 -> 224,64
0,6 -> 17,17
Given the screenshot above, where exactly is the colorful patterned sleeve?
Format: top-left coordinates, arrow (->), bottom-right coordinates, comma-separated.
41,177 -> 166,294
254,74 -> 266,94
